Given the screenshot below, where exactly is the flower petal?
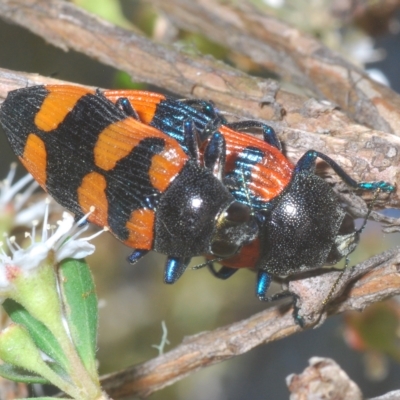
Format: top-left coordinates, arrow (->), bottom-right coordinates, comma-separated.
55,241 -> 95,262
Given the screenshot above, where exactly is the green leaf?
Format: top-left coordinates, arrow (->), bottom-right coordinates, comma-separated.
0,363 -> 50,384
2,299 -> 68,371
0,360 -> 67,385
58,258 -> 98,379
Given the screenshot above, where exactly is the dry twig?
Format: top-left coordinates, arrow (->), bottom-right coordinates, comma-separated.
149,0 -> 400,134
100,247 -> 400,398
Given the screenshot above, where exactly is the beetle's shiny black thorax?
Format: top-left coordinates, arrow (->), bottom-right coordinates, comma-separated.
154,160 -> 258,258
256,171 -> 358,275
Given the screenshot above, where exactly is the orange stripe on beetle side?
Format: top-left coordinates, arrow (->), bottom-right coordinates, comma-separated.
35,85 -> 95,132
104,90 -> 164,124
148,134 -> 188,192
93,120 -> 142,171
149,151 -> 184,192
21,133 -> 47,187
94,118 -> 188,191
77,171 -> 108,227
124,208 -> 155,250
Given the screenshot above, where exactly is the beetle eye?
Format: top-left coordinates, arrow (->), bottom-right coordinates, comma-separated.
224,202 -> 251,225
211,240 -> 239,258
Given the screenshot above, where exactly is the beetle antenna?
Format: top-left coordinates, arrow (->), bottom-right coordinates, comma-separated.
193,258 -> 223,270
322,259 -> 348,306
357,187 -> 381,234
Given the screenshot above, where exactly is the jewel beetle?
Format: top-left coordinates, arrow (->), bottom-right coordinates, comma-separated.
0,85 -> 259,284
103,90 -> 395,303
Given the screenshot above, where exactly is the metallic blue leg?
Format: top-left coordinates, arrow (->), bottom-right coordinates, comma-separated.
256,271 -> 293,302
164,256 -> 191,284
208,264 -> 238,280
295,150 -> 395,193
225,121 -> 282,151
203,102 -> 227,124
256,270 -> 272,300
181,99 -> 227,143
257,271 -> 304,326
128,249 -> 148,264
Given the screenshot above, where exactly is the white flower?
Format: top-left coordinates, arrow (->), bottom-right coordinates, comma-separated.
0,163 -> 35,207
0,163 -> 46,226
0,201 -> 105,291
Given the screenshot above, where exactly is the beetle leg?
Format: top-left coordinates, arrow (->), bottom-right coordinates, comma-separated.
164,256 -> 191,284
181,99 -> 228,138
292,300 -> 306,328
182,120 -> 200,161
256,270 -> 272,300
203,132 -> 226,182
208,264 -> 238,280
256,270 -> 294,301
256,272 -> 306,326
182,99 -> 228,123
115,97 -> 140,120
295,150 -> 395,193
181,99 -> 215,113
127,249 -> 149,264
182,100 -> 282,151
226,121 -> 282,151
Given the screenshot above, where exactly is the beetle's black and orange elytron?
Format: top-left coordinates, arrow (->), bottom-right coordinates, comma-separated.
104,90 -> 395,306
0,85 -> 259,284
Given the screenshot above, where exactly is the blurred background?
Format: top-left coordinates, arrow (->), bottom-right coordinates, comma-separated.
1,0 -> 400,398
